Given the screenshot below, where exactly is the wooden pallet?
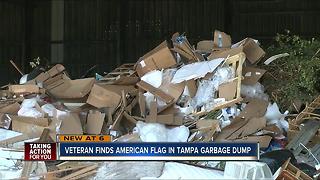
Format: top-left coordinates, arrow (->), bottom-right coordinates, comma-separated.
194,52 -> 245,117
276,158 -> 312,180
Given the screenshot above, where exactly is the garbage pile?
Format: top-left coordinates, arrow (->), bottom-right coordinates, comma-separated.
0,30 -> 319,179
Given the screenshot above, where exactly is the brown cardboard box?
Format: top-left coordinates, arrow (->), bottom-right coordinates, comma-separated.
232,38 -> 265,64
10,115 -> 50,138
186,80 -> 197,97
218,80 -> 238,101
242,38 -> 265,64
87,84 -> 136,109
213,30 -> 232,48
227,117 -> 266,140
0,102 -> 20,114
238,98 -> 268,120
137,81 -> 174,104
242,67 -> 266,85
171,32 -> 202,62
59,113 -> 83,134
135,41 -> 176,77
196,119 -> 220,131
209,38 -> 265,64
30,64 -> 66,83
208,46 -> 243,60
8,85 -> 40,94
9,115 -> 50,127
159,82 -> 185,102
233,135 -> 272,148
146,114 -> 183,126
47,78 -> 94,99
197,40 -> 214,53
86,111 -> 106,134
114,133 -> 141,142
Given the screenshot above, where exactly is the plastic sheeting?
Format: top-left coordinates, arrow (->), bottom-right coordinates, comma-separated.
134,121 -> 189,142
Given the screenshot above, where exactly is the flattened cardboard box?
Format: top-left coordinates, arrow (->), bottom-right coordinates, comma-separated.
47,78 -> 94,99
233,135 -> 272,148
238,98 -> 268,120
213,30 -> 231,48
86,111 -> 105,134
59,113 -> 83,135
197,40 -> 214,53
135,41 -> 176,77
87,84 -> 136,108
8,85 -> 39,94
242,67 -> 266,85
218,80 -> 237,101
137,81 -> 174,104
10,115 -> 51,138
243,38 -> 265,64
0,102 -> 20,114
208,46 -> 243,60
29,64 -> 66,83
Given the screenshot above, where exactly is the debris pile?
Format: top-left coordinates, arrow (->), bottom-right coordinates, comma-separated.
0,30 -> 319,179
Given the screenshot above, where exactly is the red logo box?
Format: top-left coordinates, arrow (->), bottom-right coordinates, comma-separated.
24,143 -> 56,161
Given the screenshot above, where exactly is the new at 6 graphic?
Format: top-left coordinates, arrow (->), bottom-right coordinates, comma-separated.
25,143 -> 56,161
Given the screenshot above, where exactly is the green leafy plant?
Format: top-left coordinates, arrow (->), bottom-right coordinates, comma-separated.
262,30 -> 320,110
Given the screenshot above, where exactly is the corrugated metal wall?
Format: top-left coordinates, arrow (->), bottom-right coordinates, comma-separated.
0,0 -> 320,85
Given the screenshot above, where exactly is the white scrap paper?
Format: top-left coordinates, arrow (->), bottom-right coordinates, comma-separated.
171,58 -> 224,84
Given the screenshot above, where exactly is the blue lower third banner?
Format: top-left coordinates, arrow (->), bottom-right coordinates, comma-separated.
58,142 -> 259,161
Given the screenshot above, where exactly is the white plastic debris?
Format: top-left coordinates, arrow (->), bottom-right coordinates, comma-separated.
264,53 -> 289,65
41,104 -> 56,117
264,103 -> 289,131
144,92 -> 167,112
18,98 -> 44,118
241,82 -> 269,101
149,162 -> 224,180
224,161 -> 273,180
20,98 -> 38,108
167,126 -> 189,142
171,58 -> 224,83
192,79 -> 216,108
41,104 -> 67,118
192,66 -> 235,110
18,108 -> 43,118
141,70 -> 163,88
134,121 -> 189,142
19,74 -> 28,84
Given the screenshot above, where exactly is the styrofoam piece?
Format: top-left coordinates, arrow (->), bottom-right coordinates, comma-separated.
135,121 -> 168,142
141,70 -> 163,88
41,104 -> 56,117
167,126 -> 189,142
264,103 -> 289,131
171,58 -> 224,84
0,158 -> 23,179
20,98 -> 38,108
148,162 -> 224,179
224,161 -> 273,180
18,107 -> 43,118
19,74 -> 28,84
134,121 -> 189,142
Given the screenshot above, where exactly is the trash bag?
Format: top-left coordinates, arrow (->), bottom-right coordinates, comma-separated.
259,150 -> 296,174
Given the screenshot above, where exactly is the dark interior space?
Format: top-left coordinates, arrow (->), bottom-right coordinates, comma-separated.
1,0 -> 320,85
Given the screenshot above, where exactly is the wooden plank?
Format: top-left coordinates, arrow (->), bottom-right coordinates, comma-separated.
137,81 -> 174,104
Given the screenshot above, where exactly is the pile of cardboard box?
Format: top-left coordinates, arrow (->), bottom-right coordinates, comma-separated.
0,30 -> 318,179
